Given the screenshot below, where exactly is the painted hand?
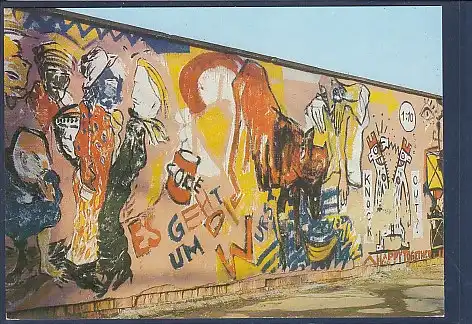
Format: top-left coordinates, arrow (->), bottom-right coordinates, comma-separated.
338,175 -> 349,208
41,261 -> 68,285
305,95 -> 326,133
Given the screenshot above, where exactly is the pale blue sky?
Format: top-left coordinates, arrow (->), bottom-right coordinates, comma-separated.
63,7 -> 442,95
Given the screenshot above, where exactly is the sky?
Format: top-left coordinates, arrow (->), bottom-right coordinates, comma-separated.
63,6 -> 442,95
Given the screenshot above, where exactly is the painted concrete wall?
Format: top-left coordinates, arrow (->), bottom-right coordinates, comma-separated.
4,8 -> 444,312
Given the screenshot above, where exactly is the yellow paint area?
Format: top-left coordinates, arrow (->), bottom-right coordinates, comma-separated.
146,153 -> 167,206
12,9 -> 25,22
426,152 -> 443,190
196,106 -> 231,159
326,214 -> 362,261
4,36 -> 20,57
370,89 -> 400,115
306,236 -> 338,262
257,60 -> 286,114
4,36 -> 31,97
231,129 -> 270,218
165,46 -> 209,109
312,111 -> 331,147
48,33 -> 85,61
215,214 -> 281,283
64,23 -> 100,50
215,135 -> 284,281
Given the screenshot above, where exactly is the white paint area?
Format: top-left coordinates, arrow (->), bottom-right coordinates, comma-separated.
399,101 -> 416,132
347,86 -> 370,188
198,67 -> 236,106
175,108 -> 193,151
411,170 -> 423,238
196,139 -> 221,177
132,65 -> 163,119
362,170 -> 373,243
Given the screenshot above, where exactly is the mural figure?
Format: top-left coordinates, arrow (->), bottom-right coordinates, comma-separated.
393,138 -> 413,223
62,47 -> 124,293
179,52 -> 243,184
53,104 -> 81,166
5,128 -> 64,286
4,38 -> 31,110
4,9 -> 31,110
366,131 -> 390,210
95,58 -> 170,297
29,42 -> 75,135
421,98 -> 444,251
308,78 -> 371,209
230,60 -> 330,268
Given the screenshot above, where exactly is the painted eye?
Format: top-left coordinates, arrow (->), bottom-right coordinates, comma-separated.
6,70 -> 19,81
420,107 -> 433,120
373,146 -> 378,154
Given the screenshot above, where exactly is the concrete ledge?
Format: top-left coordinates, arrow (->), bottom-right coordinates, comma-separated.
8,257 -> 444,319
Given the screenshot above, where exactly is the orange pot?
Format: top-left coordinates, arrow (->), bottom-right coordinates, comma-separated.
166,150 -> 201,205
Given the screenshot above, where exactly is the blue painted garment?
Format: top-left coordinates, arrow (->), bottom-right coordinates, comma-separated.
5,168 -> 63,243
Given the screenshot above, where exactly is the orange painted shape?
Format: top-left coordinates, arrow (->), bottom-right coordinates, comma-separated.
215,215 -> 254,279
204,210 -> 225,238
128,217 -> 162,258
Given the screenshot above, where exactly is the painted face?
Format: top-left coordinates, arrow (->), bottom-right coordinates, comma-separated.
132,65 -> 161,119
94,68 -> 123,111
54,109 -> 80,161
420,98 -> 442,122
4,55 -> 31,105
397,148 -> 412,168
12,130 -> 51,184
368,144 -> 386,166
331,82 -> 346,103
420,98 -> 443,143
4,36 -> 31,107
42,65 -> 71,103
197,66 -> 236,106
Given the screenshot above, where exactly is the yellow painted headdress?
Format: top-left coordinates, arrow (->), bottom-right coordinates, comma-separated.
33,42 -> 74,72
4,9 -> 26,40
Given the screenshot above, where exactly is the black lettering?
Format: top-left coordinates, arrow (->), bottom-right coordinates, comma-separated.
183,174 -> 194,191
194,177 -> 204,194
168,214 -> 185,243
364,172 -> 371,186
169,247 -> 185,269
183,235 -> 205,261
174,169 -> 185,187
209,186 -> 223,204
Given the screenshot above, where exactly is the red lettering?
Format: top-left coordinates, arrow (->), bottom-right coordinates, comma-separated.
128,217 -> 161,258
181,203 -> 204,231
205,210 -> 225,237
363,255 -> 378,266
144,218 -> 161,249
128,219 -> 146,257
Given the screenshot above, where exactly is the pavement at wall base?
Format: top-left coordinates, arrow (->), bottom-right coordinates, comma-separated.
113,264 -> 444,319
7,259 -> 443,319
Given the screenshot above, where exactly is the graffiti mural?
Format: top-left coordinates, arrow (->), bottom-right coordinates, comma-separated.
4,8 -> 444,312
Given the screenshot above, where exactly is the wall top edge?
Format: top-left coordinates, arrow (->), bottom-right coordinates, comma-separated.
9,7 -> 442,100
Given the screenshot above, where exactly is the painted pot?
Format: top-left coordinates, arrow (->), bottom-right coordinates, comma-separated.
166,150 -> 201,205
